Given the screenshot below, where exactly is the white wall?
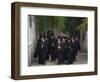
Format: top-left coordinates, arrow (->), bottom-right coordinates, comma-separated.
28,16 -> 36,66
0,0 -> 100,82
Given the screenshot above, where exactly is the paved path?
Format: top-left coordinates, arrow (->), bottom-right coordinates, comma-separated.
30,52 -> 87,66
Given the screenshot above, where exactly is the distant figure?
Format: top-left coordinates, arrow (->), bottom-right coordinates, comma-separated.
49,35 -> 56,62
61,37 -> 66,63
34,34 -> 48,65
67,37 -> 75,64
47,29 -> 55,60
47,29 -> 54,40
64,37 -> 68,61
62,37 -> 68,61
45,37 -> 49,60
55,36 -> 63,64
71,37 -> 76,62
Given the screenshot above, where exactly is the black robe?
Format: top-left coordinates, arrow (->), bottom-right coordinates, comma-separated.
67,41 -> 75,64
35,39 -> 47,65
49,38 -> 56,61
62,42 -> 67,61
45,39 -> 49,60
55,42 -> 64,64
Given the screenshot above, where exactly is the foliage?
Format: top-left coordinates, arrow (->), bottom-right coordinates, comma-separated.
54,16 -> 65,32
35,16 -> 87,36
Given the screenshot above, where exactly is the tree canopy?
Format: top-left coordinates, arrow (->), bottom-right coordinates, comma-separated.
35,16 -> 87,36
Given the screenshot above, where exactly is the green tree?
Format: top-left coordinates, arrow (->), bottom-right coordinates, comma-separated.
35,16 -> 46,32
35,16 -> 87,37
54,16 -> 65,32
64,17 -> 84,36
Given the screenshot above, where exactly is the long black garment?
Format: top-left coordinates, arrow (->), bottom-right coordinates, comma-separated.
55,42 -> 64,64
49,38 -> 56,61
45,39 -> 49,60
47,30 -> 54,60
36,39 -> 47,65
62,42 -> 67,61
67,41 -> 75,64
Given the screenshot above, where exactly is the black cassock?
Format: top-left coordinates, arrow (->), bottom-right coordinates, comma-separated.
47,30 -> 54,60
73,40 -> 80,61
67,41 -> 75,64
35,39 -> 48,65
45,39 -> 49,60
62,42 -> 68,61
49,38 -> 56,61
56,43 -> 64,64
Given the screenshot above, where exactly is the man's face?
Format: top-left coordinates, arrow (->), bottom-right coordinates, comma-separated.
51,36 -> 54,39
75,38 -> 78,41
72,39 -> 74,42
68,39 -> 70,42
41,37 -> 45,42
58,39 -> 61,43
62,38 -> 65,42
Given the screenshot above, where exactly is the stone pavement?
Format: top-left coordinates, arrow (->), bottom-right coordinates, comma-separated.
30,52 -> 87,66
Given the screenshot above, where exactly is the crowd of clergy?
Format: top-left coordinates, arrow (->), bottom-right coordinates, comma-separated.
34,30 -> 80,65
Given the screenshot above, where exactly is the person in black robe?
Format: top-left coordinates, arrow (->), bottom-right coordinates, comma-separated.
71,37 -> 76,62
49,35 -> 56,62
45,37 -> 49,61
63,37 -> 69,62
67,37 -> 75,64
61,37 -> 67,63
47,29 -> 54,60
47,29 -> 54,40
35,36 -> 47,65
55,36 -> 64,64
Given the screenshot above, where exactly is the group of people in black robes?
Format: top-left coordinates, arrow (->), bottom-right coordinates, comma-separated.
34,30 -> 80,65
